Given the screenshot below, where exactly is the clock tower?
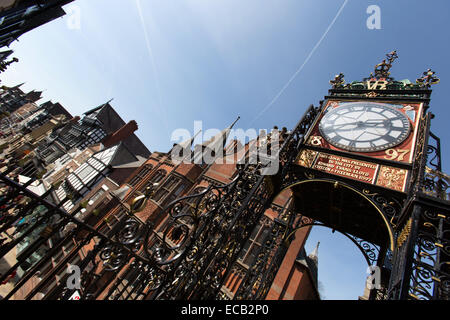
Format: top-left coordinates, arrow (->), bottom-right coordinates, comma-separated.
299,51 -> 429,194
280,51 -> 449,300
113,51 -> 448,300
140,51 -> 449,300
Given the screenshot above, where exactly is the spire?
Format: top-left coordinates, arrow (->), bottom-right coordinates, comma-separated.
194,116 -> 240,164
170,129 -> 202,164
10,82 -> 25,89
178,129 -> 202,150
229,116 -> 240,130
307,241 -> 320,290
200,116 -> 239,149
308,241 -> 320,263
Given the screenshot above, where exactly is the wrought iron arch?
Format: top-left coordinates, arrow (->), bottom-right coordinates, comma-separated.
284,222 -> 380,267
275,178 -> 396,252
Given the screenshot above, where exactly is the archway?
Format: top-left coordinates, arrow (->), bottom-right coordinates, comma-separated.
269,178 -> 396,299
300,225 -> 373,299
285,222 -> 382,267
281,179 -> 395,253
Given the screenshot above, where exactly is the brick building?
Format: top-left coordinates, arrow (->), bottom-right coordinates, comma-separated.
36,101 -> 150,167
0,109 -> 318,300
91,126 -> 320,300
0,83 -> 42,115
7,142 -> 149,299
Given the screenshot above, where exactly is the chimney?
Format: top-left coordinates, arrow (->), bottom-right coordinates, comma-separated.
102,120 -> 138,148
70,116 -> 80,123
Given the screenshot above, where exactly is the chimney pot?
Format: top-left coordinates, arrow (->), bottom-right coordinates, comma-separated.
101,120 -> 138,148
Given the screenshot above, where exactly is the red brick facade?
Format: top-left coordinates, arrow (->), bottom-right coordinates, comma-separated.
97,140 -> 319,300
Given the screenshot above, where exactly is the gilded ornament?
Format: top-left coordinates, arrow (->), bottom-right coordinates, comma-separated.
416,69 -> 440,87
365,91 -> 379,97
330,73 -> 345,88
296,149 -> 317,168
397,218 -> 412,248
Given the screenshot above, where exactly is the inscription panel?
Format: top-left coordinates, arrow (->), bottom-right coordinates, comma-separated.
296,150 -> 408,192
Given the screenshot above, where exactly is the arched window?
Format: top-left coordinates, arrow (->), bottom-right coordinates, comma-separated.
238,220 -> 271,267
152,169 -> 167,184
128,164 -> 153,187
138,169 -> 167,192
152,174 -> 188,205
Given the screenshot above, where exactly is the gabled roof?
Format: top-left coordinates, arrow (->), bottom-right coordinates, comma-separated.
18,174 -> 48,196
54,142 -> 143,211
112,155 -> 147,169
83,99 -> 113,116
296,242 -> 320,291
25,90 -> 42,102
0,50 -> 13,61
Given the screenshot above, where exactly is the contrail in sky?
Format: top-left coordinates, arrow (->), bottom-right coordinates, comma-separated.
135,0 -> 169,134
250,0 -> 349,125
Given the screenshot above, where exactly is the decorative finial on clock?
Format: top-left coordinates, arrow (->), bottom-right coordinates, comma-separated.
373,50 -> 398,79
330,73 -> 345,88
386,50 -> 398,64
416,69 -> 440,88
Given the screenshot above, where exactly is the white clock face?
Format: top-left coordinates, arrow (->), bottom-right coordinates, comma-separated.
318,102 -> 411,152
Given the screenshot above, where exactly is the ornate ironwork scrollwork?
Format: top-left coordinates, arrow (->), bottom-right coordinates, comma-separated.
99,244 -> 129,271
117,218 -> 142,246
361,189 -> 402,228
408,207 -> 450,300
350,236 -> 380,266
130,161 -> 274,300
422,167 -> 450,201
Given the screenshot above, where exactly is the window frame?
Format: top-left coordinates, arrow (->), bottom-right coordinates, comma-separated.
137,169 -> 166,193
128,164 -> 154,187
152,174 -> 189,206
237,222 -> 270,268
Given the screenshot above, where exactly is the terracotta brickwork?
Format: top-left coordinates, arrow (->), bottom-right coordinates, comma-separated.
98,139 -> 319,300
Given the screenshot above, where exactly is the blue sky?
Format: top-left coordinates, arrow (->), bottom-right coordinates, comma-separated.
2,0 -> 450,299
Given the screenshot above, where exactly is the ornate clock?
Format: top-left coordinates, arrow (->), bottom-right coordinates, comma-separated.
318,102 -> 411,153
298,52 -> 435,194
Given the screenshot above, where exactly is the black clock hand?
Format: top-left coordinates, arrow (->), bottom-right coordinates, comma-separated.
355,131 -> 365,141
335,127 -> 386,133
332,121 -> 386,129
331,122 -> 359,128
356,110 -> 367,120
